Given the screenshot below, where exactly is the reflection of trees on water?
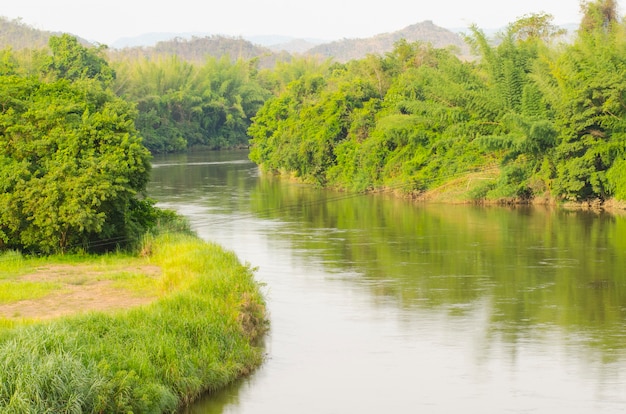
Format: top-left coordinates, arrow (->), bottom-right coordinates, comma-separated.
151,150 -> 626,358
249,180 -> 626,356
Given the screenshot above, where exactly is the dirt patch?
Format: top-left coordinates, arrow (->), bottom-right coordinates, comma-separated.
0,264 -> 162,320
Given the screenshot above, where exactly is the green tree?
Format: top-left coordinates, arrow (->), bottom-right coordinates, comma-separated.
0,76 -> 152,253
44,34 -> 115,83
534,0 -> 626,200
114,55 -> 271,153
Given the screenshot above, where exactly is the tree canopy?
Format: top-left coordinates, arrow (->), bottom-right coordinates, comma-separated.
113,55 -> 272,153
248,1 -> 626,204
0,36 -> 152,253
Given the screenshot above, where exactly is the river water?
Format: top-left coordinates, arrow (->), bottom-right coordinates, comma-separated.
148,150 -> 626,414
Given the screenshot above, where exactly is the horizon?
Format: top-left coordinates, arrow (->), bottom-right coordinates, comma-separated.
2,0 -> 588,46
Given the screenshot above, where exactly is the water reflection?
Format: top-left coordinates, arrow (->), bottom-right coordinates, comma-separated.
148,151 -> 626,413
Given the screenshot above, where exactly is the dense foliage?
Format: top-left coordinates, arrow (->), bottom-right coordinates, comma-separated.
113,55 -> 272,153
0,31 -> 279,253
0,35 -> 153,253
249,0 -> 626,203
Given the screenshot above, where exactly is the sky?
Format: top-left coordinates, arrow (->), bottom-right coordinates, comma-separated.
2,1 -> 594,46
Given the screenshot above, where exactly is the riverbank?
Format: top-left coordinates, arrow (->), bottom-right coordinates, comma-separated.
321,165 -> 626,216
234,153 -> 626,215
0,233 -> 268,412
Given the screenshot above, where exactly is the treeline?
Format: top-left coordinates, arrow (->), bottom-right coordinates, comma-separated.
110,52 -> 330,153
0,31 -> 322,253
0,25 -> 283,154
248,0 -> 626,203
112,55 -> 273,152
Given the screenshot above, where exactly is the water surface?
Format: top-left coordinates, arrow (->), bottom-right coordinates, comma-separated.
148,150 -> 626,413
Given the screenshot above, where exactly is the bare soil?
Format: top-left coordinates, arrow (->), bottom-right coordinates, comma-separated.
0,264 -> 162,320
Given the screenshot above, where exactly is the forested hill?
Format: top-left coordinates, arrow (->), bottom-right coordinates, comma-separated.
110,21 -> 470,63
109,35 -> 291,68
307,21 -> 471,62
1,16 -> 467,65
0,16 -> 91,49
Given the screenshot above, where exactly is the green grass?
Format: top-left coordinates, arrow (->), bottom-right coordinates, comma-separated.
109,271 -> 161,296
0,250 -> 29,279
0,280 -> 63,304
0,233 -> 268,413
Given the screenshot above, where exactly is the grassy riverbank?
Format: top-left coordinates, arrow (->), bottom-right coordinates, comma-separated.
0,233 -> 268,412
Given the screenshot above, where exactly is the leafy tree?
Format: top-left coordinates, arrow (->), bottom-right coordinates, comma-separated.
580,0 -> 619,33
247,8 -> 626,204
114,55 -> 271,153
0,76 -> 152,253
44,34 -> 115,83
534,1 -> 626,200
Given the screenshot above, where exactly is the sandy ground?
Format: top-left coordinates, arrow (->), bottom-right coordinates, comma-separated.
0,264 -> 162,320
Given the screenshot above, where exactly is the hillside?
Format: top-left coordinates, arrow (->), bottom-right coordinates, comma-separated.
108,35 -> 291,68
307,21 -> 471,62
0,16 -> 56,49
0,16 -> 91,50
1,16 -> 471,65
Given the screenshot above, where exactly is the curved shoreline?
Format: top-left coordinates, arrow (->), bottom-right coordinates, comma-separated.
0,233 -> 268,412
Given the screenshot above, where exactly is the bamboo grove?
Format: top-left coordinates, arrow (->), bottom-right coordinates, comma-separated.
249,1 -> 626,203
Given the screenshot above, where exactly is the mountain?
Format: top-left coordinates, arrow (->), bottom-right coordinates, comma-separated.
267,38 -> 322,54
109,21 -> 469,60
112,32 -> 206,49
0,16 -> 55,49
108,35 -> 291,68
112,33 -> 326,54
307,21 -> 471,62
1,17 -> 576,66
0,16 -> 92,50
246,35 -> 326,54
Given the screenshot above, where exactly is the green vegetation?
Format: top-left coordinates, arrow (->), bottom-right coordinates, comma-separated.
0,21 -> 274,413
0,233 -> 267,412
113,55 -> 272,153
7,3 -> 625,253
0,34 -> 155,254
249,0 -> 626,204
109,35 -> 287,68
0,16 -> 63,50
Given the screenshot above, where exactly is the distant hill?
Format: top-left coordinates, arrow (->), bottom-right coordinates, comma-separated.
112,33 -> 326,55
116,21 -> 472,65
111,32 -> 204,49
307,21 -> 471,62
0,17 -> 576,67
108,35 -> 291,68
0,16 -> 92,50
0,18 -> 472,68
268,38 -> 322,54
0,16 -> 57,50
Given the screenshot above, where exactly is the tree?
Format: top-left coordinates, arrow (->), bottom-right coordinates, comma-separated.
534,1 -> 626,200
508,13 -> 567,43
0,76 -> 152,253
113,55 -> 271,153
44,34 -> 115,83
580,0 -> 619,33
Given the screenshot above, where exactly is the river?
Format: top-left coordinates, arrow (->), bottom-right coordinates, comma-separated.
148,150 -> 626,414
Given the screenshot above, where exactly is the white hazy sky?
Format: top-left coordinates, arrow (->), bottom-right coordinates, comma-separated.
2,1 -> 595,45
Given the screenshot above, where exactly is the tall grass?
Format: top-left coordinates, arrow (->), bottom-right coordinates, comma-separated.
0,233 -> 268,413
